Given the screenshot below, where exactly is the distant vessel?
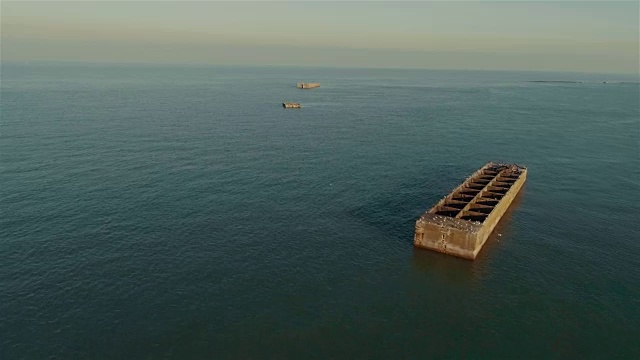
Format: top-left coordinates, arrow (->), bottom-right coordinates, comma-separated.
297,83 -> 320,89
282,102 -> 301,108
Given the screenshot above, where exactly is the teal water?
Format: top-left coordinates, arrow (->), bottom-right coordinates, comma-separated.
1,63 -> 639,359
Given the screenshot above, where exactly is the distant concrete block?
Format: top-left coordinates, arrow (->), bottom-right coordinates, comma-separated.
282,102 -> 301,108
297,83 -> 320,89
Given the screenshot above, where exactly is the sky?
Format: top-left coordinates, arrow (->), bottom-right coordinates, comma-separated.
1,1 -> 638,73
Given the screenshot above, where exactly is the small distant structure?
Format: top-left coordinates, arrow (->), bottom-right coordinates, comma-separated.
282,102 -> 301,108
297,83 -> 320,89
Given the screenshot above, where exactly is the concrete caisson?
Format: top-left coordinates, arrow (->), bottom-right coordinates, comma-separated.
297,83 -> 320,89
414,162 -> 527,260
282,102 -> 301,108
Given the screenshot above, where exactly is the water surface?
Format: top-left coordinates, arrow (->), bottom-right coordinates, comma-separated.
1,63 -> 639,358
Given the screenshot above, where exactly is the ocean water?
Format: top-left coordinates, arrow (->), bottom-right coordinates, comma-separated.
1,63 -> 639,359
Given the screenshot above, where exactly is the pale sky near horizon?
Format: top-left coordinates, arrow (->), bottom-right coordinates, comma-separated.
2,1 -> 638,73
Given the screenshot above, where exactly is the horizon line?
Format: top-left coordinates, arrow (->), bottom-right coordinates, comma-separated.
3,59 -> 639,78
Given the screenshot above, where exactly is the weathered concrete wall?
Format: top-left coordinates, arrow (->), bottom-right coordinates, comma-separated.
414,163 -> 527,260
414,215 -> 482,259
471,169 -> 527,258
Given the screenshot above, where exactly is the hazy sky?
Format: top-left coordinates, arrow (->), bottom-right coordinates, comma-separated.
2,1 -> 638,73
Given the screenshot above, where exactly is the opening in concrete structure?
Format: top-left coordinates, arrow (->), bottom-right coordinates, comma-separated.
459,189 -> 480,196
483,192 -> 504,200
488,187 -> 509,194
467,184 -> 485,191
476,199 -> 499,206
493,181 -> 514,188
469,179 -> 486,184
497,178 -> 516,184
443,202 -> 467,209
452,196 -> 473,202
473,179 -> 491,185
469,206 -> 494,214
435,209 -> 460,217
459,213 -> 488,222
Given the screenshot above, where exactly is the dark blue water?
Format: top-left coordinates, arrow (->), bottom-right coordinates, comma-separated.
1,63 -> 639,359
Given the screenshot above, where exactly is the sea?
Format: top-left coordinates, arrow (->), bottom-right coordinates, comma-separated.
1,63 -> 639,359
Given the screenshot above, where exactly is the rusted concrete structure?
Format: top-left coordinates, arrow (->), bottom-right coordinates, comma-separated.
297,83 -> 320,89
282,102 -> 301,108
414,162 -> 527,260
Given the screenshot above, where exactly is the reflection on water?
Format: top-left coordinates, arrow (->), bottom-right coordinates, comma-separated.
411,250 -> 477,285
